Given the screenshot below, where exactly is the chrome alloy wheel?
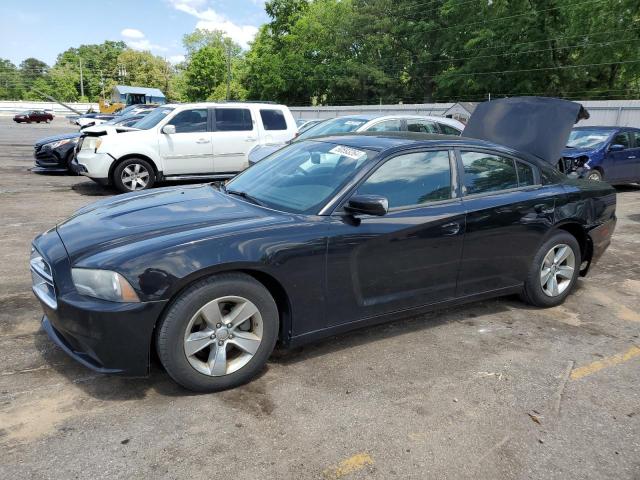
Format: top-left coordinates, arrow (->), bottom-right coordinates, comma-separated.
121,163 -> 150,190
183,296 -> 263,376
540,244 -> 576,297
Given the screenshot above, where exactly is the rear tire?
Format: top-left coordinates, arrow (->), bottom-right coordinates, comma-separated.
520,231 -> 581,308
156,273 -> 279,392
112,158 -> 155,192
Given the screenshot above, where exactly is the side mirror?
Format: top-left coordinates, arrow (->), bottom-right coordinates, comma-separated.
345,195 -> 389,217
609,143 -> 625,152
162,124 -> 176,135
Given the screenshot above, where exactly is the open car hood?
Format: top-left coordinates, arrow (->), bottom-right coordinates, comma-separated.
462,97 -> 589,165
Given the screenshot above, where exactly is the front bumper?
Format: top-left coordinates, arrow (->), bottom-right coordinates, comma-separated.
38,293 -> 166,376
76,150 -> 114,179
32,145 -> 72,173
32,230 -> 167,376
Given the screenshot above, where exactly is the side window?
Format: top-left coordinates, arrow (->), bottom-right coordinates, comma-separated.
169,109 -> 208,133
215,108 -> 253,131
461,151 -> 518,195
366,119 -> 402,132
633,131 -> 640,147
407,120 -> 438,133
612,132 -> 630,148
516,161 -> 536,187
439,123 -> 462,136
260,109 -> 287,130
356,150 -> 452,208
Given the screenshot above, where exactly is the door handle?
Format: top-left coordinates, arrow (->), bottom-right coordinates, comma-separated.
196,138 -> 210,144
441,222 -> 460,235
629,155 -> 637,159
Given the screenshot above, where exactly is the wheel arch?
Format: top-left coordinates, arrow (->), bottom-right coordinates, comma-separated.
151,267 -> 293,355
108,153 -> 159,182
554,221 -> 592,275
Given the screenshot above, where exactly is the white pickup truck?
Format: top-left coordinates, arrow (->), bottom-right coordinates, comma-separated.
74,102 -> 297,192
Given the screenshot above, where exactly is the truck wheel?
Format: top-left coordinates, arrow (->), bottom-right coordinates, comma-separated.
156,273 -> 279,392
112,158 -> 155,192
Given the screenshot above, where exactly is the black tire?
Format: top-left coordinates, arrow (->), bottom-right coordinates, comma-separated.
156,273 -> 279,392
520,231 -> 581,308
112,158 -> 156,193
586,169 -> 602,181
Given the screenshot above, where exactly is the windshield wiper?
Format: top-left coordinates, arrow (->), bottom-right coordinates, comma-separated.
225,189 -> 266,207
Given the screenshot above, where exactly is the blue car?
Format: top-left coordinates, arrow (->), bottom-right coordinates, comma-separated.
561,126 -> 640,183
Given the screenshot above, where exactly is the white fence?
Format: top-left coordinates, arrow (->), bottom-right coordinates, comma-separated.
291,100 -> 640,127
0,101 -> 98,116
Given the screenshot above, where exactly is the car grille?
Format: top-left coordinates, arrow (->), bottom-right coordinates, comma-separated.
30,248 -> 57,309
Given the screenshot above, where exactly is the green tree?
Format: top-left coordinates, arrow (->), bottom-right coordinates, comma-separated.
0,59 -> 24,99
180,29 -> 243,101
19,57 -> 49,87
115,50 -> 173,95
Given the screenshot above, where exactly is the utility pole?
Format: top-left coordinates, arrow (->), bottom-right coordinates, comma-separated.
226,44 -> 231,101
79,58 -> 85,98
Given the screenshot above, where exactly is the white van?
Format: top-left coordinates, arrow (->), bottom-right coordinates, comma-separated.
75,102 -> 297,192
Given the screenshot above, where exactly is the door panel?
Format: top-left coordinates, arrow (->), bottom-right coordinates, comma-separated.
325,149 -> 464,326
212,108 -> 257,173
159,108 -> 212,175
457,187 -> 561,296
607,131 -> 634,181
326,203 -> 465,325
630,131 -> 640,181
456,150 -> 561,296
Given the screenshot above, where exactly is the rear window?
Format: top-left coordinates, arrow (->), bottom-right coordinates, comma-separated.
215,108 -> 253,131
260,109 -> 288,130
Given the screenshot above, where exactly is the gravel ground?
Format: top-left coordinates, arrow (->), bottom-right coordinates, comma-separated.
0,117 -> 639,479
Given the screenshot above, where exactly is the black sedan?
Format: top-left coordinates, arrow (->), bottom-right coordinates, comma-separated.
31,97 -> 616,392
32,133 -> 80,173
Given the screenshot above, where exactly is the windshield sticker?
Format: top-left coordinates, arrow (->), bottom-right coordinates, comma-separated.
344,120 -> 364,126
329,145 -> 367,160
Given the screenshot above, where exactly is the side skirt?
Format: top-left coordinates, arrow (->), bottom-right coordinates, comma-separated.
284,285 -> 523,348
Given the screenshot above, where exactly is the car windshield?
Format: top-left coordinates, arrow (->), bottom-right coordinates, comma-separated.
296,117 -> 369,141
566,129 -> 612,148
226,140 -> 378,214
132,106 -> 174,129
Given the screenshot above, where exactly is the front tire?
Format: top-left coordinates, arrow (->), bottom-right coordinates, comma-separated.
520,231 -> 581,308
112,158 -> 155,192
586,169 -> 602,181
156,273 -> 279,392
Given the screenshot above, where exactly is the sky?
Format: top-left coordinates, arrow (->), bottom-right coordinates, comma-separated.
0,0 -> 269,67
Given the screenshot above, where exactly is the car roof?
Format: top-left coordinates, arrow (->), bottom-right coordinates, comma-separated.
573,125 -> 638,131
310,132 -> 540,162
163,102 -> 288,109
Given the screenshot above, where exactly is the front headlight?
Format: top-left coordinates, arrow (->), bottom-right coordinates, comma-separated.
48,138 -> 78,149
71,268 -> 140,302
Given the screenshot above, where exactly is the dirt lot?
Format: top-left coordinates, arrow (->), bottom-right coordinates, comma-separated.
0,117 -> 639,479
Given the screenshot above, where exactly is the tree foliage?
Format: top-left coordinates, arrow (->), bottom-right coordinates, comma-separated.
243,0 -> 640,104
1,2 -> 639,105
